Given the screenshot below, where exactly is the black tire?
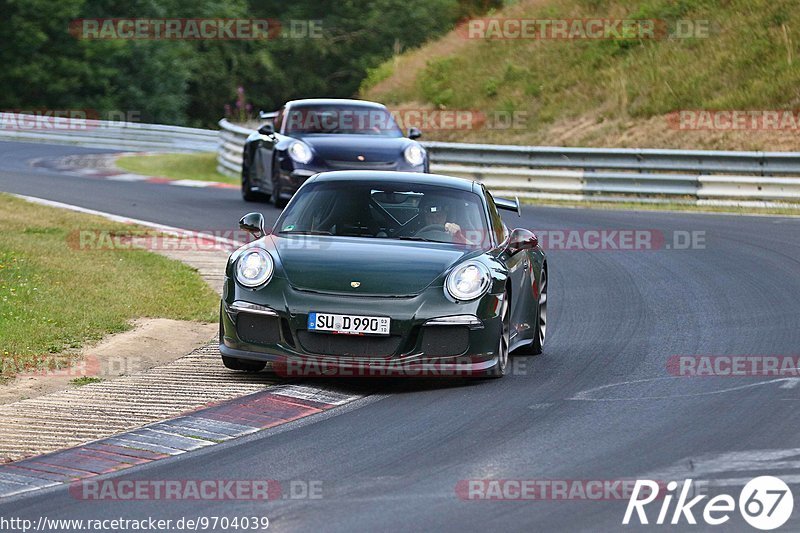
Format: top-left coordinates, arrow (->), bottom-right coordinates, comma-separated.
271,167 -> 288,209
529,267 -> 547,355
512,266 -> 547,356
242,152 -> 270,202
221,355 -> 267,372
241,164 -> 259,202
486,289 -> 510,379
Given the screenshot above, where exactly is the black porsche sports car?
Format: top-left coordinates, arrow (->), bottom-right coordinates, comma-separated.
220,170 -> 548,378
241,98 -> 428,207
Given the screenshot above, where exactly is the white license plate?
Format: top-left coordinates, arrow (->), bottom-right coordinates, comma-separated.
308,312 -> 390,336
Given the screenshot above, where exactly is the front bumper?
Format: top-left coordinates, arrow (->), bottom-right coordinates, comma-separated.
219,277 -> 503,377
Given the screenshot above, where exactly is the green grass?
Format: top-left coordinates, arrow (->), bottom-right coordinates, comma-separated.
363,0 -> 800,149
115,152 -> 235,184
70,376 -> 104,387
0,194 -> 218,380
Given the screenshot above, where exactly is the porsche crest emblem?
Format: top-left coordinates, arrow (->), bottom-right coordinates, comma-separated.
350,281 -> 361,288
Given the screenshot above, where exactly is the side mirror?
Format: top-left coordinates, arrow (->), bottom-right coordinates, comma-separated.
239,212 -> 265,239
258,123 -> 275,136
508,228 -> 538,254
408,127 -> 422,140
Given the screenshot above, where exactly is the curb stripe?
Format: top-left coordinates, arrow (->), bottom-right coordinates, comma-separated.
0,387 -> 347,499
83,444 -> 168,461
4,466 -> 71,482
106,173 -> 149,182
33,155 -> 239,190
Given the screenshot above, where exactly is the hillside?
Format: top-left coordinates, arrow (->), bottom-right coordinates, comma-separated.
361,0 -> 800,151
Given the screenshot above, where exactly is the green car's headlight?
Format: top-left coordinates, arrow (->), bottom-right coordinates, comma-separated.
236,248 -> 274,287
446,261 -> 491,301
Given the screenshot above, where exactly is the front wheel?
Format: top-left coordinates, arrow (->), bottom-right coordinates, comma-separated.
513,266 -> 547,355
529,267 -> 547,355
242,151 -> 270,202
487,290 -> 510,378
271,168 -> 288,209
242,179 -> 263,202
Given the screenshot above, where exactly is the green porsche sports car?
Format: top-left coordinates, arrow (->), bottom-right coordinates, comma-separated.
219,170 -> 547,378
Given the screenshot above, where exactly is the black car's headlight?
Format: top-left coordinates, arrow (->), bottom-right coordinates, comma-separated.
404,144 -> 426,166
446,261 -> 491,301
236,248 -> 274,287
289,141 -> 313,164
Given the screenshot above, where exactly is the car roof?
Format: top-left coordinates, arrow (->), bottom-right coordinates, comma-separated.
307,170 -> 478,193
285,98 -> 387,110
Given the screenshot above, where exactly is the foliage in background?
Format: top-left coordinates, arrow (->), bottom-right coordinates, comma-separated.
360,0 -> 800,149
0,0 -> 501,127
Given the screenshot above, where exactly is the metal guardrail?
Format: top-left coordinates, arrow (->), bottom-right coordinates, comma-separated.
4,112 -> 798,207
0,113 -> 218,152
218,120 -> 253,177
218,119 -> 800,208
424,142 -> 800,207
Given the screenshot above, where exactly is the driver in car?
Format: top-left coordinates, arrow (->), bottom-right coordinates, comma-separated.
416,198 -> 467,242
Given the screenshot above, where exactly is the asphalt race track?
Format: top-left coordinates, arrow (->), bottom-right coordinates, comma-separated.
1,140 -> 799,531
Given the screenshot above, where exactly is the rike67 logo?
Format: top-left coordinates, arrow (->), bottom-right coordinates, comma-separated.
624,477 -> 794,530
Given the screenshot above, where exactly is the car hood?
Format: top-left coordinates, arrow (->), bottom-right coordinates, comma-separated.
270,235 -> 472,296
297,134 -> 411,163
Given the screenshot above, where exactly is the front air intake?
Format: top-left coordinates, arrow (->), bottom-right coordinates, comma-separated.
236,313 -> 282,345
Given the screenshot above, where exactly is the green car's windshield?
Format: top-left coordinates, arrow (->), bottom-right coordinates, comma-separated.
275,181 -> 490,247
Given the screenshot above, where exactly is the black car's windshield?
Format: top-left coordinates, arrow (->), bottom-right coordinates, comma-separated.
284,104 -> 403,137
275,181 -> 490,247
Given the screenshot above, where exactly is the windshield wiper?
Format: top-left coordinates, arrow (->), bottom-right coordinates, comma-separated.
396,235 -> 437,243
280,230 -> 333,235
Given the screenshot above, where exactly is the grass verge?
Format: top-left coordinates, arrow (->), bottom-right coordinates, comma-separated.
115,152 -> 236,184
0,194 -> 219,380
70,377 -> 104,387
